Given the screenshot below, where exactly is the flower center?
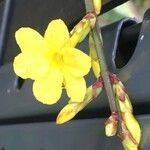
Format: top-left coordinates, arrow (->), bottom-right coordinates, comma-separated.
52,52 -> 64,68
55,53 -> 63,62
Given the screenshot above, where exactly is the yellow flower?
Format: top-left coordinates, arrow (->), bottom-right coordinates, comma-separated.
13,19 -> 91,105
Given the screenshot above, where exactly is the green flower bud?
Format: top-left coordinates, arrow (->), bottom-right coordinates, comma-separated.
93,0 -> 102,15
120,112 -> 141,150
105,112 -> 118,137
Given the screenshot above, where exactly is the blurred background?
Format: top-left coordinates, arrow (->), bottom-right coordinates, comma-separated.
100,0 -> 150,26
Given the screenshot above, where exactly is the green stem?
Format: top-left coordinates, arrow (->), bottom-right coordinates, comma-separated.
84,0 -> 122,134
92,19 -> 117,113
92,18 -> 124,135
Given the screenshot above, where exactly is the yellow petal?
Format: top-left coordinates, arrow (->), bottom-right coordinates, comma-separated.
33,69 -> 63,105
44,19 -> 69,50
13,53 -> 50,79
63,72 -> 86,102
15,27 -> 49,53
62,47 -> 91,77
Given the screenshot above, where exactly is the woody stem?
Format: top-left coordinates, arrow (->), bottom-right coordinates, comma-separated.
91,18 -> 117,113
92,17 -> 123,135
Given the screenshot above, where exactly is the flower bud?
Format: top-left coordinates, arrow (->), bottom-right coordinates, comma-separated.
93,0 -> 102,15
119,96 -> 133,113
110,73 -> 141,149
70,12 -> 96,47
113,83 -> 133,113
84,11 -> 96,28
89,31 -> 100,78
120,112 -> 141,150
70,19 -> 90,47
122,135 -> 138,150
57,79 -> 103,124
92,77 -> 103,98
109,73 -> 120,84
105,112 -> 118,137
123,112 -> 141,144
115,84 -> 126,102
56,103 -> 80,124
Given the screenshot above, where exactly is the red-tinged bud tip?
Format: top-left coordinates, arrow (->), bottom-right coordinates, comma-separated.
84,11 -> 96,28
92,77 -> 104,89
109,73 -> 120,84
105,112 -> 119,126
118,93 -> 126,102
105,112 -> 119,137
112,111 -> 118,117
84,11 -> 95,20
